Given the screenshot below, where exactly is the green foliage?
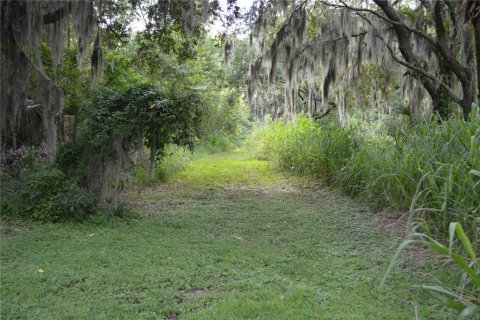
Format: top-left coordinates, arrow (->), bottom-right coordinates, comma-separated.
133,145 -> 192,184
1,165 -> 94,222
36,45 -> 91,110
383,222 -> 479,318
109,36 -> 251,155
58,83 -> 203,183
102,48 -> 143,90
245,115 -> 358,181
246,113 -> 480,240
225,39 -> 256,90
199,88 -> 251,152
204,132 -> 235,153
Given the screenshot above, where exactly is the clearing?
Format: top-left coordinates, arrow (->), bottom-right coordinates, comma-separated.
1,150 -> 428,319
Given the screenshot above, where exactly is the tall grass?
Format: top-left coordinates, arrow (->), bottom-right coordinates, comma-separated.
245,113 -> 480,240
382,221 -> 480,318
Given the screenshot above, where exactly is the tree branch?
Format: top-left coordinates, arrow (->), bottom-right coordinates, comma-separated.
43,7 -> 66,24
356,10 -> 462,105
433,2 -> 468,84
102,22 -> 129,44
320,0 -> 438,49
292,31 -> 367,62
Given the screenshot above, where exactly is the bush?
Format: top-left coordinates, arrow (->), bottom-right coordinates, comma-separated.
1,164 -> 94,222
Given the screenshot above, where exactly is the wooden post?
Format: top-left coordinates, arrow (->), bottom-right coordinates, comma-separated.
63,115 -> 75,143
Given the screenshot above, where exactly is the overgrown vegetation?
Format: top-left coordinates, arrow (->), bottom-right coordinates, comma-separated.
1,164 -> 93,222
246,112 -> 480,316
1,83 -> 204,221
56,83 -> 203,207
246,113 -> 480,239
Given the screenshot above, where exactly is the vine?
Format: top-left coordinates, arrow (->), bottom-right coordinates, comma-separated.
57,83 -> 203,207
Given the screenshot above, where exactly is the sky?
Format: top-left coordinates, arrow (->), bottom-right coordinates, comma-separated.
130,0 -> 254,34
208,0 -> 254,35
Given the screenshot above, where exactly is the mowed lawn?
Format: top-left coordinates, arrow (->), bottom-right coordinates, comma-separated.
1,149 -> 429,319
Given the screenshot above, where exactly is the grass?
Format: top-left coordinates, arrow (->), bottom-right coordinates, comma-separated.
177,148 -> 289,188
1,149 -> 431,319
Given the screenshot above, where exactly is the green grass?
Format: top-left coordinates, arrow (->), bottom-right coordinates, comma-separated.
1,149 -> 430,319
177,148 -> 291,188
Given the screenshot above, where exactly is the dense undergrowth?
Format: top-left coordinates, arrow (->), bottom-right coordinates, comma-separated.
246,114 -> 480,239
1,164 -> 94,222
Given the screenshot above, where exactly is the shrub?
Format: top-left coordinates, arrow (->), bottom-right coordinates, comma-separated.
57,83 -> 203,207
1,164 -> 94,222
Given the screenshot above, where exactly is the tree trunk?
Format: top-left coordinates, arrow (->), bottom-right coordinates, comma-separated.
474,16 -> 480,104
148,136 -> 157,180
374,0 -> 474,120
433,58 -> 453,119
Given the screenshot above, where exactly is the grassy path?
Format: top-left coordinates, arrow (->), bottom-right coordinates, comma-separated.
1,150 -> 426,319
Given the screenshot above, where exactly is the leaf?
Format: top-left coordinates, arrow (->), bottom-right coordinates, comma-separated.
422,285 -> 472,307
427,238 -> 480,287
470,169 -> 480,177
449,222 -> 477,263
459,305 -> 480,319
379,239 -> 418,289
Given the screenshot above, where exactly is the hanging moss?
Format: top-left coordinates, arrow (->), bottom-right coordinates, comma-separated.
247,1 -> 476,123
1,0 -> 97,157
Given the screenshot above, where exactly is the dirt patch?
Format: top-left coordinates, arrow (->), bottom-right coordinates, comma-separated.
164,311 -> 180,319
132,297 -> 141,304
1,228 -> 20,238
376,209 -> 432,265
187,287 -> 205,297
221,182 -> 299,194
376,209 -> 408,236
